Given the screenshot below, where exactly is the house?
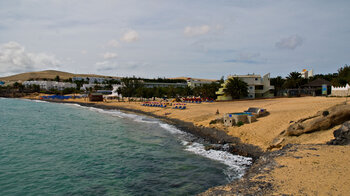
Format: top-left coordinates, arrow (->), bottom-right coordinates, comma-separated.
89,93 -> 104,101
216,73 -> 274,100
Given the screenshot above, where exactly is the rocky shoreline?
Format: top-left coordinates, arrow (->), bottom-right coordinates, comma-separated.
42,99 -> 264,159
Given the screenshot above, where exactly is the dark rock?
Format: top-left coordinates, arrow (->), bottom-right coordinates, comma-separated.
327,121 -> 350,145
322,110 -> 329,117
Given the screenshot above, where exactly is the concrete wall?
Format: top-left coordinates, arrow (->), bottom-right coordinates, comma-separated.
331,84 -> 350,97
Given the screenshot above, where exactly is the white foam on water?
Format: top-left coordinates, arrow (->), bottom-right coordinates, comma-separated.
158,123 -> 185,135
64,103 -> 84,108
56,103 -> 252,181
184,142 -> 252,181
33,100 -> 47,103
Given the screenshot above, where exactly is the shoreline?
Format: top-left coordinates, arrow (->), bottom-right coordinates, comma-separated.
8,96 -> 350,195
39,99 -> 264,160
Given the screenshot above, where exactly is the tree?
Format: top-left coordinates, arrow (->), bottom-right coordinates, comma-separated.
331,65 -> 350,86
223,77 -> 248,99
119,77 -> 144,98
54,75 -> 60,82
283,72 -> 302,89
270,76 -> 286,95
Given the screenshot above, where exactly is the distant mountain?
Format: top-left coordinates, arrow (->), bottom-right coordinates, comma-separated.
0,70 -> 120,82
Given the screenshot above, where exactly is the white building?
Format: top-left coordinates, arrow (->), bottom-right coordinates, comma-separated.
81,84 -> 107,91
72,77 -> 117,84
216,73 -> 274,100
186,78 -> 216,88
23,81 -> 77,91
300,69 -> 314,79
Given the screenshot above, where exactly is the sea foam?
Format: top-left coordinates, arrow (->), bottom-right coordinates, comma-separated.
61,102 -> 252,181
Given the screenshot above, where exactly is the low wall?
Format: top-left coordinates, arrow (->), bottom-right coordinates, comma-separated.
331,84 -> 350,97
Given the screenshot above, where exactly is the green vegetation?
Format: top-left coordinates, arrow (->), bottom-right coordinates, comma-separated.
270,64 -> 350,95
223,77 -> 248,99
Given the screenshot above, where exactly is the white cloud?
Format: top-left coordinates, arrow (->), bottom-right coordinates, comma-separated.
102,52 -> 118,59
106,39 -> 120,48
184,25 -> 211,37
81,50 -> 87,55
275,35 -> 303,50
121,30 -> 139,43
0,42 -> 60,76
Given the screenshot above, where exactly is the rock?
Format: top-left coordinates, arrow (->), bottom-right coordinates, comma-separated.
285,104 -> 350,136
205,144 -> 223,151
267,138 -> 285,150
327,121 -> 350,145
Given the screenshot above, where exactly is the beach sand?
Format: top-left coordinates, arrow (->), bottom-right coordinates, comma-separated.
25,95 -> 350,195
31,96 -> 346,150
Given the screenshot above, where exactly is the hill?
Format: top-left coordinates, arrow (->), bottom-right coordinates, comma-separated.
170,77 -> 218,82
0,70 -> 120,82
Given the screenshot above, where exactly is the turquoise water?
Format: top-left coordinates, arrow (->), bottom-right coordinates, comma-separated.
0,98 -> 251,195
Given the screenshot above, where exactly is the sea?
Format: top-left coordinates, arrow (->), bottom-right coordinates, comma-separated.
0,98 -> 252,195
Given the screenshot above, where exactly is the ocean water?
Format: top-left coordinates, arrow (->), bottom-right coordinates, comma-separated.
0,98 -> 251,195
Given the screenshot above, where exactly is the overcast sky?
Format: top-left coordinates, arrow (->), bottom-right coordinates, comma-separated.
0,0 -> 349,79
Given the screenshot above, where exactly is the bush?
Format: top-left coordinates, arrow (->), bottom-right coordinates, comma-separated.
237,121 -> 244,127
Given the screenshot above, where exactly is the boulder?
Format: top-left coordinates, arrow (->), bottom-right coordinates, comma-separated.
285,104 -> 350,136
327,121 -> 350,145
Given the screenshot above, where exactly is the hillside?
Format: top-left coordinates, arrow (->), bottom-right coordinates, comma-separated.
170,77 -> 218,82
0,70 -> 120,82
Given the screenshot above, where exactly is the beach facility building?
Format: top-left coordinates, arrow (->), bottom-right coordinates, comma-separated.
216,73 -> 274,100
301,78 -> 331,96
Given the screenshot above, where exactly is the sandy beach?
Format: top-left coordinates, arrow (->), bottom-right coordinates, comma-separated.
24,95 -> 350,195
29,96 -> 346,150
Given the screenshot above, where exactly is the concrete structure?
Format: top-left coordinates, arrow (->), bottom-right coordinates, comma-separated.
186,78 -> 216,88
72,77 -> 118,84
300,69 -> 314,79
81,84 -> 107,91
23,81 -> 76,90
143,82 -> 187,88
216,73 -> 274,100
331,84 -> 350,97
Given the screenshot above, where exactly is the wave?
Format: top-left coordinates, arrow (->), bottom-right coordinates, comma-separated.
60,102 -> 252,181
184,142 -> 252,181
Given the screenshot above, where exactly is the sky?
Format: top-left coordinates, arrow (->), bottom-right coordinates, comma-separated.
0,0 -> 349,79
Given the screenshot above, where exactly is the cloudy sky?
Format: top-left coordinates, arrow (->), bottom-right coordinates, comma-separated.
0,0 -> 349,79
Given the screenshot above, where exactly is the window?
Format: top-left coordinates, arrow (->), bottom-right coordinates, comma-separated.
255,78 -> 258,81
256,85 -> 264,90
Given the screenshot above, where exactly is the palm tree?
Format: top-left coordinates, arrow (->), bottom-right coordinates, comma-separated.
223,77 -> 248,99
284,72 -> 302,89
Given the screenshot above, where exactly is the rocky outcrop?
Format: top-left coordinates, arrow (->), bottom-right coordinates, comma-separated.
327,121 -> 350,145
285,104 -> 350,136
